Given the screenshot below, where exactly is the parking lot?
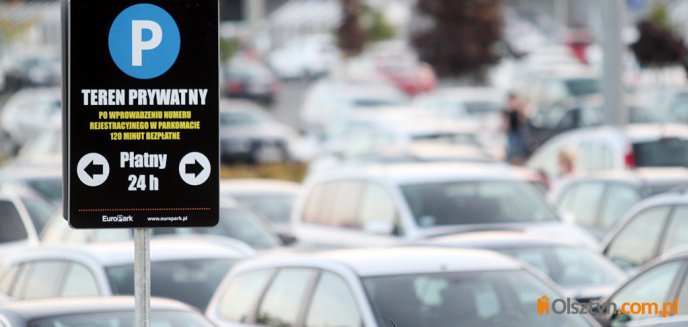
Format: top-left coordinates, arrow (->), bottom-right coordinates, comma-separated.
2,0 -> 688,326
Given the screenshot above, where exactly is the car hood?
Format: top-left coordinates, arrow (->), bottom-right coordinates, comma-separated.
562,285 -> 617,303
418,222 -> 598,249
220,123 -> 295,140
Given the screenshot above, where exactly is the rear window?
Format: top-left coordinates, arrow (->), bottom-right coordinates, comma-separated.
633,139 -> 688,167
0,200 -> 28,243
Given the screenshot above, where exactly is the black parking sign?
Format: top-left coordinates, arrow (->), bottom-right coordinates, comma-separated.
63,0 -> 219,228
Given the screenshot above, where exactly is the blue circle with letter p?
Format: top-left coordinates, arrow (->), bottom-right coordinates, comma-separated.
108,4 -> 180,79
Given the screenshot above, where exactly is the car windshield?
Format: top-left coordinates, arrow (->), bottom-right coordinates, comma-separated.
501,247 -> 625,288
107,258 -> 235,311
0,200 -> 28,243
633,138 -> 688,167
232,193 -> 295,224
29,310 -> 213,327
363,270 -> 593,327
220,111 -> 268,126
564,78 -> 599,97
26,178 -> 62,203
464,101 -> 502,116
401,180 -> 558,227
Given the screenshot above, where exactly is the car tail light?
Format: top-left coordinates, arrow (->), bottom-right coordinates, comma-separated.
228,80 -> 242,92
624,148 -> 635,168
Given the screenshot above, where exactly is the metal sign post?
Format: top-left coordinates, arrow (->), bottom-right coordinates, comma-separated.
134,228 -> 151,327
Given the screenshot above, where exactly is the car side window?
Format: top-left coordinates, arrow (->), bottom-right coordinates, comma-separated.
359,183 -> 398,235
677,268 -> 688,314
331,181 -> 364,229
662,206 -> 688,253
61,263 -> 100,297
303,183 -> 335,225
22,261 -> 68,300
558,184 -> 578,212
599,184 -> 641,229
0,200 -> 29,243
610,261 -> 682,320
256,268 -> 316,327
305,272 -> 361,327
561,182 -> 605,228
19,196 -> 53,235
0,265 -> 19,295
606,206 -> 671,269
218,269 -> 274,323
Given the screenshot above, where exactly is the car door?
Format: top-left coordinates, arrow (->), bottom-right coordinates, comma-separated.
605,205 -> 673,270
603,260 -> 686,327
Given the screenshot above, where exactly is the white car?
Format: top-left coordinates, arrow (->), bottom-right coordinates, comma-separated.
267,35 -> 338,80
416,231 -> 626,302
300,79 -> 407,131
595,249 -> 688,327
413,86 -> 507,158
291,162 -> 597,249
0,184 -> 55,264
316,108 -> 482,160
206,247 -> 600,327
220,178 -> 300,237
527,124 -> 688,180
0,238 -> 252,310
219,100 -> 299,164
0,297 -> 215,326
42,200 -> 284,249
601,191 -> 688,272
0,87 -> 61,150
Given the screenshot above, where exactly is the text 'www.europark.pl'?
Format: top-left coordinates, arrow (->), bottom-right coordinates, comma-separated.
536,296 -> 679,318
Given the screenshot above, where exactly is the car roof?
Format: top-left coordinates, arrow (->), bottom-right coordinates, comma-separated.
7,238 -> 250,267
220,179 -> 300,194
561,168 -> 688,186
307,162 -> 525,185
238,247 -> 521,277
419,231 -> 579,249
0,296 -> 193,320
625,124 -> 688,141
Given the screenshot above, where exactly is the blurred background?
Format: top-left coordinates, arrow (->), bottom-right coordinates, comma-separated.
2,0 -> 688,326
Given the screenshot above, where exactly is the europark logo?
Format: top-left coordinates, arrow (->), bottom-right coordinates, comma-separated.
536,295 -> 679,318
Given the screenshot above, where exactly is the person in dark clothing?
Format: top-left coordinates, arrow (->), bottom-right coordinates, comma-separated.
503,92 -> 529,164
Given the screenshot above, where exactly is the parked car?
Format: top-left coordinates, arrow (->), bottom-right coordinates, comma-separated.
42,200 -> 283,249
3,54 -> 60,89
0,87 -> 61,151
550,169 -> 688,240
413,87 -> 506,157
528,96 -> 666,149
222,57 -> 279,105
0,165 -> 62,207
267,35 -> 338,80
206,247 -> 600,327
0,185 -> 55,264
219,99 -> 298,164
416,231 -> 626,302
317,109 -> 482,159
220,179 -> 300,237
0,297 -> 214,326
291,162 -> 596,249
601,191 -> 688,271
0,238 -> 251,310
595,249 -> 688,327
527,124 -> 688,179
300,79 -> 407,132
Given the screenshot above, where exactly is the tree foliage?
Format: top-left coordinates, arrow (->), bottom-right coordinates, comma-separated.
411,0 -> 502,78
631,5 -> 686,68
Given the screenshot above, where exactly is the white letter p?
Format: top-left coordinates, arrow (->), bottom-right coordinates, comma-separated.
131,20 -> 162,67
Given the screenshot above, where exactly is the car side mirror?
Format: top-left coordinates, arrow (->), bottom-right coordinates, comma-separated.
278,232 -> 298,246
364,219 -> 394,235
610,311 -> 632,327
